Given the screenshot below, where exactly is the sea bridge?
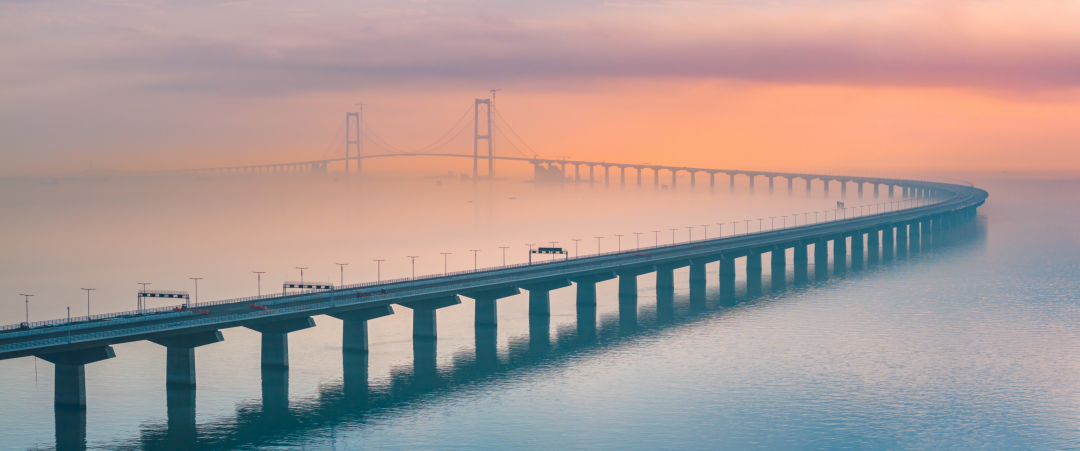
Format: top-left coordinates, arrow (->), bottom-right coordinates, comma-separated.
0,169 -> 987,416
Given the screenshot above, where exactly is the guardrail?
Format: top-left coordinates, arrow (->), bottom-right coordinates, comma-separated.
0,177 -> 973,338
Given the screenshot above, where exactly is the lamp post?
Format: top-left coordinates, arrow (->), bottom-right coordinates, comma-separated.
440,253 -> 451,275
670,229 -> 678,245
137,282 -> 150,310
548,242 -> 559,261
188,279 -> 201,307
81,288 -> 95,316
295,267 -> 308,284
407,256 -> 419,279
633,232 -> 642,249
769,217 -> 776,230
594,236 -> 603,254
470,250 -> 481,270
652,230 -> 660,247
252,272 -> 264,296
498,247 -> 509,265
743,220 -> 750,235
571,239 -> 581,257
702,224 -> 709,240
335,263 -> 348,287
615,235 -> 624,252
20,294 -> 32,324
526,244 -> 535,264
373,260 -> 384,282
687,226 -> 694,242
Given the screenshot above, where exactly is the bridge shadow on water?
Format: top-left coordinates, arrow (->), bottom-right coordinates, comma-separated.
80,220 -> 986,450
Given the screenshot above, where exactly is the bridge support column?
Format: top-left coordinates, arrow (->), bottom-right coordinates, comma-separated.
858,183 -> 864,199
654,168 -> 660,188
38,347 -> 116,407
637,168 -> 643,187
671,169 -> 677,188
793,244 -> 809,284
867,229 -> 880,264
874,184 -> 880,198
882,226 -> 895,260
841,181 -> 848,198
571,272 -> 615,342
719,256 -> 737,305
689,260 -> 708,310
787,177 -> 793,195
620,167 -> 626,186
814,241 -> 829,280
770,247 -> 787,290
604,166 -> 610,186
748,175 -> 755,192
911,220 -> 922,252
691,171 -> 696,188
746,251 -> 763,296
897,223 -> 908,257
149,330 -> 225,386
589,165 -> 595,183
655,264 -> 679,321
710,173 -> 715,189
460,287 -> 520,328
823,179 -> 830,196
616,266 -> 655,332
400,296 -> 462,341
245,317 -> 316,368
833,236 -> 847,273
806,179 -> 812,196
889,185 -> 895,198
522,279 -> 572,318
768,177 -> 774,193
165,383 -> 197,447
730,174 -> 736,191
850,233 -> 864,270
328,305 -> 395,353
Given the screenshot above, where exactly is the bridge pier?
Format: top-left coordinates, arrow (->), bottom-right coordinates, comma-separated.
149,330 -> 225,386
911,220 -> 922,252
841,181 -> 848,198
671,169 -> 677,188
882,226 -> 895,260
833,235 -> 847,273
604,166 -> 610,186
748,175 -> 755,193
746,251 -> 763,296
771,247 -> 787,290
768,176 -> 774,194
858,183 -> 864,199
889,185 -> 895,198
793,244 -> 809,284
328,305 -> 395,353
589,165 -> 595,183
572,272 -> 615,342
166,384 -> 197,447
637,168 -> 643,187
850,232 -> 864,270
460,287 -> 520,328
730,174 -> 736,191
522,279 -> 572,318
719,256 -> 737,305
814,240 -> 829,280
620,167 -> 626,187
617,266 -> 655,332
897,223 -> 908,257
689,260 -> 708,310
787,177 -> 793,195
38,346 -> 116,407
823,179 -> 830,196
874,184 -> 880,198
399,295 -> 461,341
710,172 -> 716,189
867,228 -> 880,264
654,168 -> 660,188
245,317 -> 315,368
691,171 -> 696,188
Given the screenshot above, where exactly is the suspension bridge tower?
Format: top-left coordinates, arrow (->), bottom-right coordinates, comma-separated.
345,111 -> 361,174
474,98 -> 493,179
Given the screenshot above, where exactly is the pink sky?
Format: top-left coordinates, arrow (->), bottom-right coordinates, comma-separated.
2,0 -> 1079,176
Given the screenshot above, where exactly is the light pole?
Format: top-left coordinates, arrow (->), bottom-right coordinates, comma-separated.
615,235 -> 623,252
188,279 -> 200,307
743,220 -> 750,235
670,228 -> 678,245
295,267 -> 308,284
758,218 -> 763,232
499,247 -> 509,265
717,223 -> 724,238
702,224 -> 709,240
687,226 -> 694,242
652,230 -> 660,247
82,288 -> 95,316
731,222 -> 737,237
440,253 -> 451,275
526,244 -> 535,264
20,294 -> 32,324
594,236 -> 603,254
548,242 -> 559,261
335,263 -> 348,287
470,250 -> 481,270
571,239 -> 581,257
373,259 -> 384,282
252,272 -> 264,296
633,232 -> 642,249
770,217 -> 776,230
407,256 -> 419,279
137,282 -> 150,310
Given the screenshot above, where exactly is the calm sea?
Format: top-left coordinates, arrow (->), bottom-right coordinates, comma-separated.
1,176 -> 1078,450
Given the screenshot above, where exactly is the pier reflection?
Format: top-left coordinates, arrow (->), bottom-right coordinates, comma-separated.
116,219 -> 981,450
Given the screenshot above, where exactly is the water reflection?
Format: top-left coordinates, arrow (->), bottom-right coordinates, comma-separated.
113,219 -> 984,450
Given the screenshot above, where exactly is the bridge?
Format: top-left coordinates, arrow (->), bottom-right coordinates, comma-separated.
1,167 -> 986,416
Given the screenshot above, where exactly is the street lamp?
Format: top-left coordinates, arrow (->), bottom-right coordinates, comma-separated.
769,217 -> 776,230
81,288 -> 96,316
670,228 -> 678,245
687,226 -> 694,242
252,272 -> 264,296
295,267 -> 308,284
743,219 -> 750,235
407,256 -> 419,279
335,263 -> 348,287
702,224 -> 709,240
373,259 -> 384,282
571,240 -> 580,258
758,218 -> 763,233
652,231 -> 661,247
594,237 -> 603,254
615,234 -> 624,252
440,252 -> 451,275
20,294 -> 32,324
499,247 -> 509,265
188,278 -> 201,307
470,250 -> 481,271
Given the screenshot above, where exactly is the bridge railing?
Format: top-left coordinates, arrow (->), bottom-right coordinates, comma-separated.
0,178 -> 973,337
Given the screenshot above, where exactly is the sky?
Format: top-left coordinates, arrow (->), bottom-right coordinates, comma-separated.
2,0 -> 1079,177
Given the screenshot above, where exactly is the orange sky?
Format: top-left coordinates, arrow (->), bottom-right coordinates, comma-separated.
2,0 -> 1079,176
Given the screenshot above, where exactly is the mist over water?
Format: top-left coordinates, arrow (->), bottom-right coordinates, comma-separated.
1,175 -> 1078,450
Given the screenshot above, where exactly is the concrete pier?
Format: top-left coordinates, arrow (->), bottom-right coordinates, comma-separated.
400,295 -> 461,341
329,305 -> 394,353
166,384 -> 197,447
149,330 -> 224,386
342,350 -> 369,404
867,229 -> 880,264
746,251 -> 763,296
896,223 -> 908,257
245,317 -> 315,368
55,404 -> 87,450
858,183 -> 864,198
719,256 -> 737,305
770,247 -> 787,290
882,226 -> 895,260
850,232 -> 864,270
617,266 -> 655,331
814,241 -> 829,280
793,244 -> 809,284
38,346 -> 116,407
805,179 -> 812,196
689,260 -> 708,310
522,279 -> 572,317
833,235 -> 847,273
874,184 -> 880,198
571,272 -> 615,306
461,287 -> 519,327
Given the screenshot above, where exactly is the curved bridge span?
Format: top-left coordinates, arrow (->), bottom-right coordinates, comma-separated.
2,168 -> 986,417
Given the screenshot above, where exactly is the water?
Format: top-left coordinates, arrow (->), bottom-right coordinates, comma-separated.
1,175 -> 1078,450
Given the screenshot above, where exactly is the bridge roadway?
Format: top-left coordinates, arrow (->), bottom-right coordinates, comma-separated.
0,174 -> 986,410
